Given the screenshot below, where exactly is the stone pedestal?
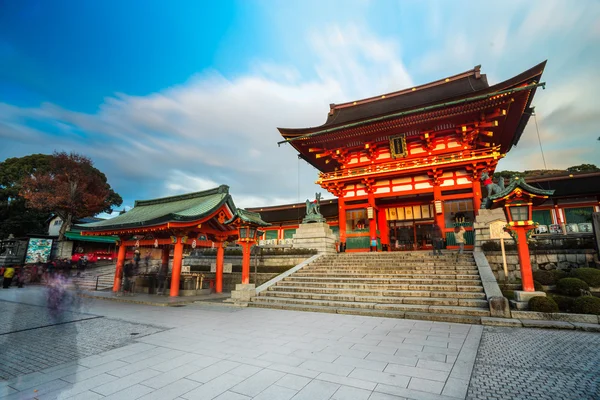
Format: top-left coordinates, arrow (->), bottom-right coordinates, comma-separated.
292,222 -> 337,254
473,209 -> 513,251
230,284 -> 256,303
510,290 -> 546,310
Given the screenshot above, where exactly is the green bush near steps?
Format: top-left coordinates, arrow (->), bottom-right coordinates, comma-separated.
572,296 -> 600,315
533,270 -> 556,285
570,268 -> 600,288
556,278 -> 590,297
548,294 -> 576,313
528,296 -> 559,313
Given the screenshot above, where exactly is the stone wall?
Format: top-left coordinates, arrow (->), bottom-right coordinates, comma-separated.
485,249 -> 598,281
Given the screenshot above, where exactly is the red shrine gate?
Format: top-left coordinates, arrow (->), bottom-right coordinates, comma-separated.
278,62 -> 546,251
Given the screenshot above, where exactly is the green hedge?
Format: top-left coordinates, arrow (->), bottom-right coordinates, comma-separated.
556,278 -> 589,296
570,268 -> 600,287
532,270 -> 556,285
572,296 -> 600,315
548,294 -> 575,313
528,296 -> 559,313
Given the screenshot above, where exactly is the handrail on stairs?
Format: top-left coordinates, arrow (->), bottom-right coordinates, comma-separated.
95,272 -> 114,291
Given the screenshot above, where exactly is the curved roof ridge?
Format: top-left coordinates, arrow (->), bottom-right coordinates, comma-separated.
330,65 -> 483,110
135,185 -> 229,207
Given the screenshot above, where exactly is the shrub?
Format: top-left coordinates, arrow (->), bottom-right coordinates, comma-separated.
502,290 -> 515,300
528,296 -> 559,313
532,270 -> 556,285
570,268 -> 600,287
557,278 -> 590,296
534,281 -> 544,291
548,294 -> 575,313
552,270 -> 568,282
572,296 -> 600,315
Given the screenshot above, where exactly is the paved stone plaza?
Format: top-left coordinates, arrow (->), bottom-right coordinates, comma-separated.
0,287 -> 599,400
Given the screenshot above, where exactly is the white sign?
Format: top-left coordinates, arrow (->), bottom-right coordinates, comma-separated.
154,239 -> 159,248
182,265 -> 190,273
135,240 -> 140,248
191,239 -> 197,248
489,220 -> 511,239
210,263 -> 233,273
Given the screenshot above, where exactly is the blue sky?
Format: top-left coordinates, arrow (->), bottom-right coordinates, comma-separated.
1,0 -> 599,214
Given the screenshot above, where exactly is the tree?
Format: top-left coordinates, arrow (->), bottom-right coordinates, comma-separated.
566,164 -> 599,173
0,154 -> 53,238
20,152 -> 123,240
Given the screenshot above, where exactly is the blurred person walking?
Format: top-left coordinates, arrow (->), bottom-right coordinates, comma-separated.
3,265 -> 15,288
454,225 -> 466,255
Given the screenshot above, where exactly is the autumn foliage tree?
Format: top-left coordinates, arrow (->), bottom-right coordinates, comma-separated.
20,152 -> 122,240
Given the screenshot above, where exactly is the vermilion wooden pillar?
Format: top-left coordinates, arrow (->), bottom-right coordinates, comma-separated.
433,184 -> 445,234
377,208 -> 389,251
241,242 -> 252,284
338,196 -> 346,251
113,243 -> 127,292
216,241 -> 224,293
515,228 -> 535,292
368,191 -> 377,251
169,238 -> 184,297
472,180 -> 482,213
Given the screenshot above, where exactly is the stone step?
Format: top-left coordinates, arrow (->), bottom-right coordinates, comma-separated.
293,273 -> 481,281
268,286 -> 487,299
311,263 -> 477,268
289,275 -> 481,285
276,281 -> 484,293
261,291 -> 489,308
250,298 -> 488,318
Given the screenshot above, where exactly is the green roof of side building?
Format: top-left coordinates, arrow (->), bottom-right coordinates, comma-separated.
76,185 -> 268,232
226,208 -> 271,227
490,176 -> 555,202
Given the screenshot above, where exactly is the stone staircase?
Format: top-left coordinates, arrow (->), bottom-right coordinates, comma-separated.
68,264 -> 116,291
250,252 -> 490,324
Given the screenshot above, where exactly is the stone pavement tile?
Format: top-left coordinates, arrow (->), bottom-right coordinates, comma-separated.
213,391 -> 251,400
290,379 -> 340,400
401,338 -> 447,349
266,363 -> 320,379
415,359 -> 453,372
445,356 -> 457,364
338,336 -> 381,346
36,372 -> 118,399
253,384 -> 297,400
299,360 -> 354,377
1,378 -> 70,400
138,378 -> 201,400
375,383 -> 460,400
62,360 -> 129,383
142,363 -> 204,389
441,377 -> 468,398
449,360 -> 472,380
352,344 -> 398,356
101,383 -> 154,400
348,368 -> 410,388
186,360 -> 241,383
69,390 -> 106,400
368,391 -> 408,399
331,385 -> 372,400
91,368 -> 160,396
229,369 -> 285,397
152,353 -> 202,372
275,374 -> 312,390
292,349 -> 339,363
125,346 -> 173,363
38,361 -> 81,375
229,364 -> 263,378
384,364 -> 449,382
407,377 -> 444,395
226,355 -> 272,368
0,386 -> 17,397
109,353 -> 178,378
316,372 -> 376,390
257,352 -> 306,367
182,373 -> 246,400
365,353 -> 418,367
334,356 -> 387,372
323,345 -> 370,359
422,346 -> 460,356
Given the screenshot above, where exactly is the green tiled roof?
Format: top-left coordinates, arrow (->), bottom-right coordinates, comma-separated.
226,208 -> 271,227
65,231 -> 118,243
490,176 -> 555,201
77,185 -> 237,231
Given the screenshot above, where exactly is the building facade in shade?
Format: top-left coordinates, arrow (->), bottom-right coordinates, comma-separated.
275,62 -> 549,252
